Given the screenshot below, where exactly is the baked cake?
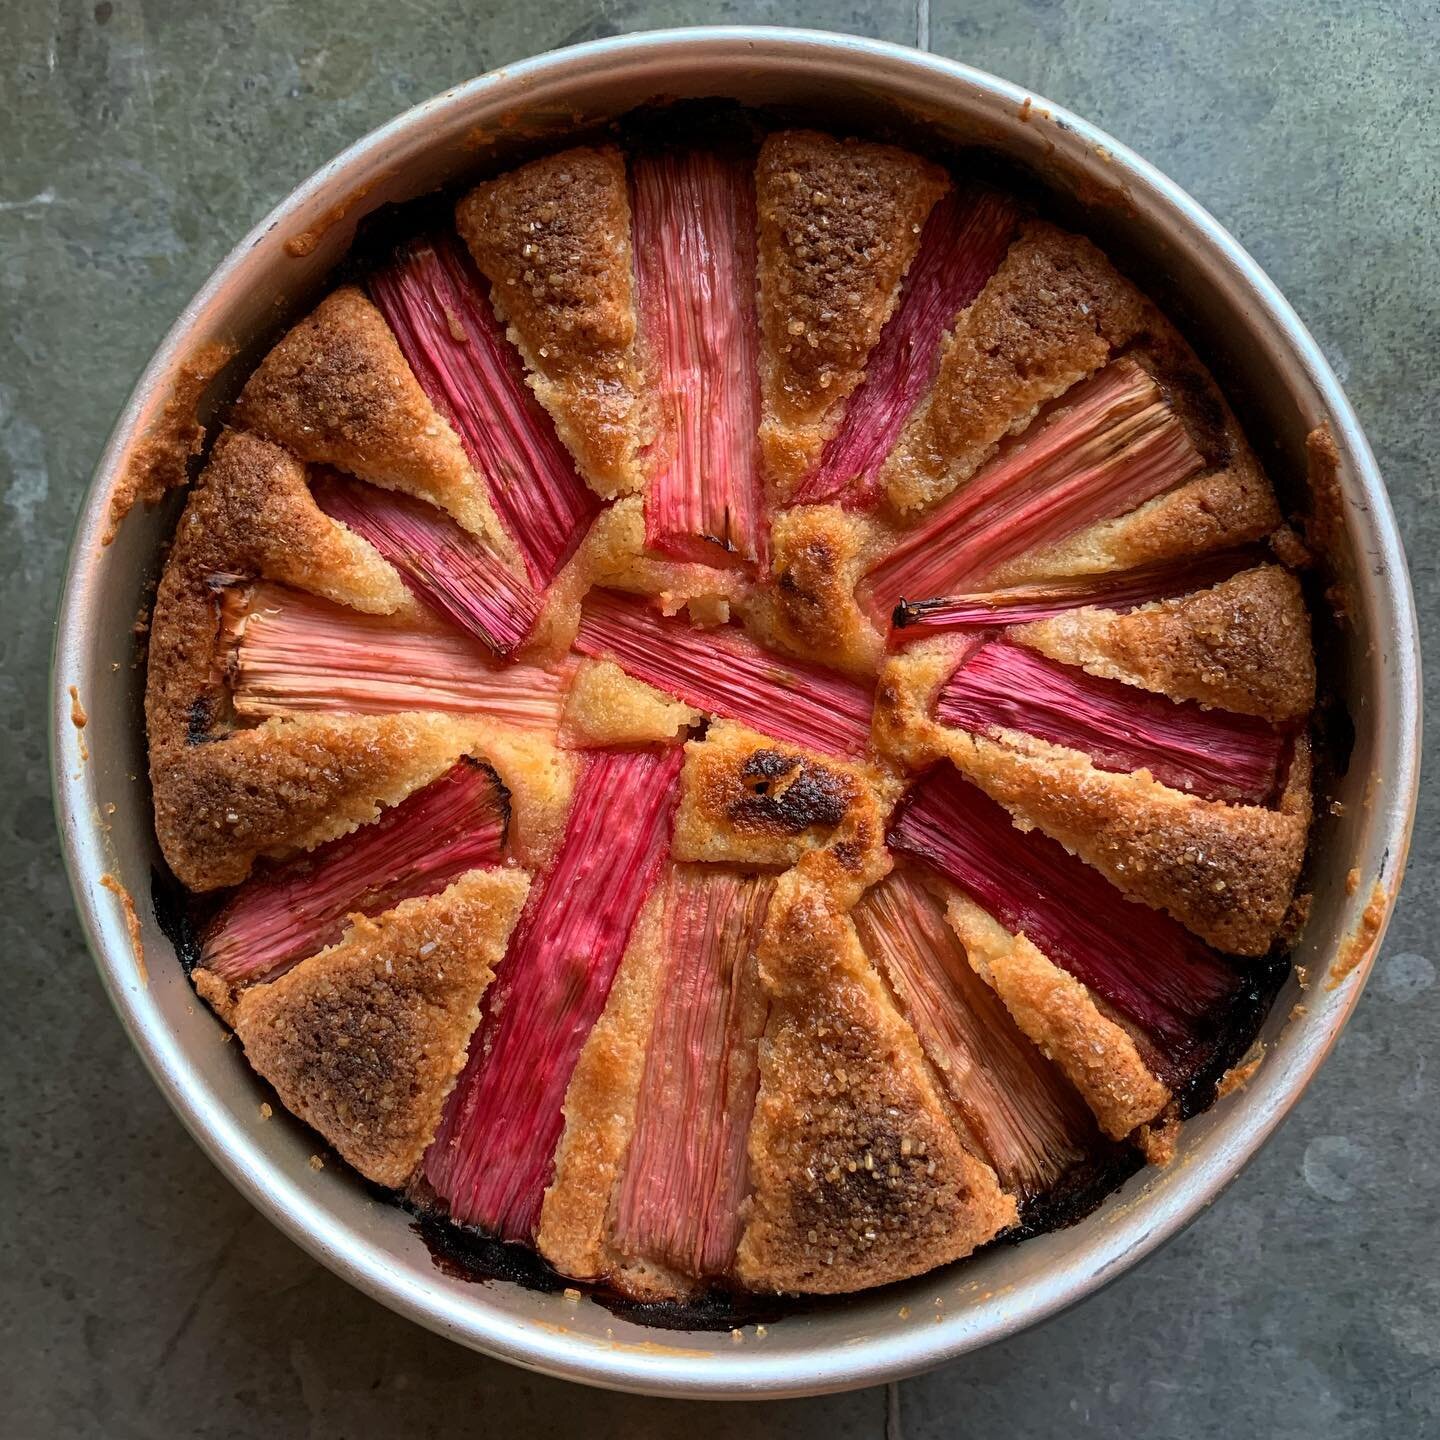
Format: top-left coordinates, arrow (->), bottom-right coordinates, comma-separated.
146,122 -> 1317,1312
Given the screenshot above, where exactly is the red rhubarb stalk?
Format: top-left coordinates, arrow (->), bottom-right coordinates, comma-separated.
795,190 -> 1018,508
866,360 -> 1206,614
311,473 -> 541,657
228,584 -> 569,730
425,746 -> 685,1240
632,149 -> 766,568
889,547 -> 1267,637
854,869 -> 1093,1198
889,765 -> 1243,1082
369,237 -> 599,586
936,640 -> 1288,804
573,589 -> 874,759
201,760 -> 507,986
613,868 -> 775,1277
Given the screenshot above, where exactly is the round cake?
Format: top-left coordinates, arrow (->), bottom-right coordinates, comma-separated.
145,117 -> 1317,1315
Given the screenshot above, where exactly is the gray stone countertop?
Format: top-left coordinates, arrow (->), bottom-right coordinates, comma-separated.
3,2 -> 1436,1435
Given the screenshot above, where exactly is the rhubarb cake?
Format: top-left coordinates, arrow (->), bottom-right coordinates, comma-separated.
146,123 -> 1318,1312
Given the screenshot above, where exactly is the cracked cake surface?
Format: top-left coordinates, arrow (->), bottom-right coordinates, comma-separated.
142,115 -> 1321,1318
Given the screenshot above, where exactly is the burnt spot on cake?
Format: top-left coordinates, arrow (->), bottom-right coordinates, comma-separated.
732,749 -> 853,834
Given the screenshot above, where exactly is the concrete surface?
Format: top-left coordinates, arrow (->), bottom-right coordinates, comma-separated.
3,1 -> 1436,1435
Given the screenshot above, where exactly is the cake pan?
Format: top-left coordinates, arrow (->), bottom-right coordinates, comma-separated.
51,27 -> 1421,1399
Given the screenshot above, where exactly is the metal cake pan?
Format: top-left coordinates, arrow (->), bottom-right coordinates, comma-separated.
50,27 -> 1421,1399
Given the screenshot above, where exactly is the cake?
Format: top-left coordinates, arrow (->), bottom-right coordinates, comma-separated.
145,121 -> 1317,1311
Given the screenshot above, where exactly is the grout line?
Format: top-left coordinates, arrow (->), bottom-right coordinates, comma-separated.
915,0 -> 931,52
886,1380 -> 904,1440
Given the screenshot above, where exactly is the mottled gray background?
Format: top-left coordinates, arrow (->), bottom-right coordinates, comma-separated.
4,2 -> 1436,1436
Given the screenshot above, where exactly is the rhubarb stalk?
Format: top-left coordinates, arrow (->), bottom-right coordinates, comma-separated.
228,584 -> 568,730
573,589 -> 874,759
201,759 -> 507,987
632,149 -> 766,568
795,190 -> 1017,508
613,868 -> 775,1278
311,473 -> 541,657
369,237 -> 599,586
889,765 -> 1243,1083
424,746 -> 685,1240
866,360 -> 1206,613
890,547 -> 1267,636
936,640 -> 1288,804
854,869 -> 1093,1199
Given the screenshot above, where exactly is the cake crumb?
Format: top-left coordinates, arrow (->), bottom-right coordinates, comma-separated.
1218,1042 -> 1266,1098
259,1102 -> 273,1120
309,1153 -> 325,1171
99,872 -> 147,985
69,685 -> 88,729
1327,881 -> 1388,990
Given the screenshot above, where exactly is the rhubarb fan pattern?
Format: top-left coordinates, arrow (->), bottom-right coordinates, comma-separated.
146,125 -> 1317,1310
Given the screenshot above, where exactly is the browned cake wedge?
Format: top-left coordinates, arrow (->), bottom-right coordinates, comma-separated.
937,886 -> 1171,1140
735,871 -> 1017,1293
756,130 -> 947,495
233,286 -> 514,548
1010,565 -> 1316,721
456,146 -> 648,498
879,221 -> 1151,514
949,731 -> 1311,956
232,868 -> 530,1187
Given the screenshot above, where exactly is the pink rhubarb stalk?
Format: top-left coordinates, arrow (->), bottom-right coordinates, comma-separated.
889,765 -> 1243,1083
936,640 -> 1288,804
613,868 -> 776,1278
424,746 -> 685,1240
311,473 -> 541,657
866,360 -> 1206,614
228,584 -> 568,730
632,149 -> 766,568
573,589 -> 874,759
795,190 -> 1018,508
369,237 -> 599,586
889,547 -> 1267,636
854,869 -> 1093,1199
201,760 -> 507,986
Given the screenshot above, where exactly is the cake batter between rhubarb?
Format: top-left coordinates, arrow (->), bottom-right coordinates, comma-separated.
146,120 -> 1317,1310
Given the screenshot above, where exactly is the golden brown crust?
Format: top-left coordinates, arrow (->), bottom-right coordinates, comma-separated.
735,873 -> 1016,1293
755,131 -> 948,494
538,890 -> 667,1283
880,221 -> 1150,513
1014,565 -> 1316,721
108,341 -> 234,539
152,712 -> 500,893
233,287 -> 512,546
941,889 -> 1170,1138
948,730 -> 1312,956
457,146 -> 647,498
146,429 -> 408,753
231,869 -> 530,1188
750,504 -> 886,675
